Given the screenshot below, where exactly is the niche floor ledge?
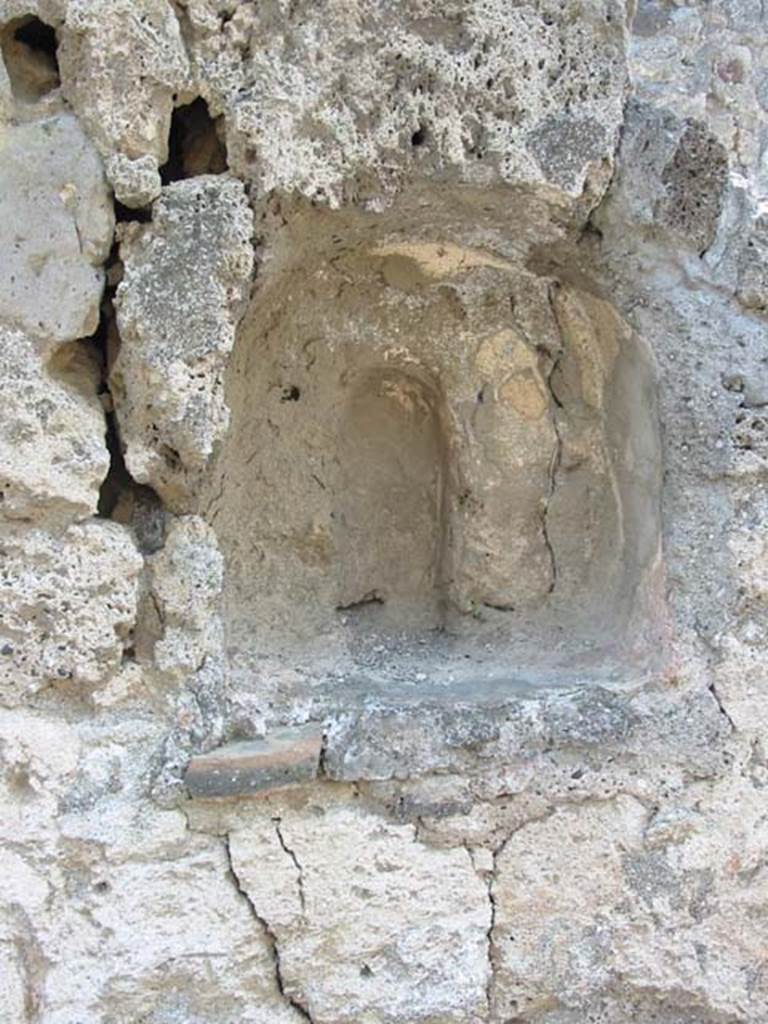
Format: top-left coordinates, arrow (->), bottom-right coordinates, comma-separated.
183,681 -> 691,798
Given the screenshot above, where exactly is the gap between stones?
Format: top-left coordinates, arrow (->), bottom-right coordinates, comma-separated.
94,202 -> 166,553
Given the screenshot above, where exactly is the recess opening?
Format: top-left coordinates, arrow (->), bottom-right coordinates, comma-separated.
209,200 -> 665,706
1,15 -> 60,102
335,369 -> 448,631
161,97 -> 228,184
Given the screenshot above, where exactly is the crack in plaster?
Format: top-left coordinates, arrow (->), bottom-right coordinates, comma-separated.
485,852 -> 499,1020
693,621 -> 737,736
274,818 -> 307,917
708,679 -> 736,733
223,836 -> 316,1024
466,844 -> 499,1021
688,614 -> 737,736
541,287 -> 565,595
317,734 -> 330,779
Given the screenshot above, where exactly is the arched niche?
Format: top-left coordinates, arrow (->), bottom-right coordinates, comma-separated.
207,200 -> 665,704
334,368 -> 449,631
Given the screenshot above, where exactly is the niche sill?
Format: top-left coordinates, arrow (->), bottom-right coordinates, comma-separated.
184,669 -> 653,798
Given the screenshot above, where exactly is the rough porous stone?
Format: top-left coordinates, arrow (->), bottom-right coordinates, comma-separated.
0,521 -> 142,704
184,0 -> 627,209
0,1 -> 767,1021
0,111 -> 113,343
58,0 -> 190,205
0,327 -> 109,523
111,176 -> 254,506
595,100 -> 730,255
104,151 -> 162,208
143,514 -> 224,681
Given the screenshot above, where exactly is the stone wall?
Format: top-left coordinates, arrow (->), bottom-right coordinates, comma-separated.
0,2 -> 766,1022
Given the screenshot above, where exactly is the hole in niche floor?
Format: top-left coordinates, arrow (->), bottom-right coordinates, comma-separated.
207,194 -> 666,713
1,15 -> 60,102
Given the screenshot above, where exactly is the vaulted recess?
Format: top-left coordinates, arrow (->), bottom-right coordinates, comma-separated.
206,192 -> 665,709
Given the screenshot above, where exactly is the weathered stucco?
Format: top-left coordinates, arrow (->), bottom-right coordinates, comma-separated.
1,1 -> 767,1022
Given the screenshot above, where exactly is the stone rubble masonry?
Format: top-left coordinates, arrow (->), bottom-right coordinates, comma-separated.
58,0 -> 191,206
0,2 -> 767,1023
0,112 -> 113,343
111,176 -> 253,507
0,521 -> 142,704
0,325 -> 109,523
